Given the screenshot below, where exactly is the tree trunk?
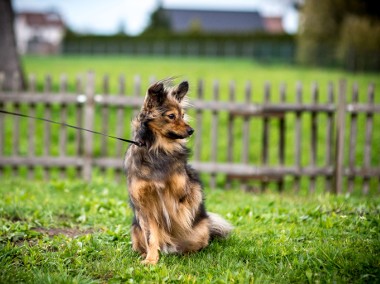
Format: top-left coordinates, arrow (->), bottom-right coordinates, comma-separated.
0,0 -> 25,90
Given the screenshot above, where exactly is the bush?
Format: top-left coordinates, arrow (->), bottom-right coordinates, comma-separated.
338,15 -> 380,71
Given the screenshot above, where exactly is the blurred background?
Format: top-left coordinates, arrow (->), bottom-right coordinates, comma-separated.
2,0 -> 380,85
0,0 -> 379,194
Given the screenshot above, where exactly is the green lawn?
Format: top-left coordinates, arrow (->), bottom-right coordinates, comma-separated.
0,178 -> 379,283
21,55 -> 379,101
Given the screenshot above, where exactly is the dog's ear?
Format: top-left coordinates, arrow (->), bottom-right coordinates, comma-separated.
144,82 -> 167,110
172,81 -> 189,102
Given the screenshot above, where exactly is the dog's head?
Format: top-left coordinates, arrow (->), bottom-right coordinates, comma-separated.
134,80 -> 194,148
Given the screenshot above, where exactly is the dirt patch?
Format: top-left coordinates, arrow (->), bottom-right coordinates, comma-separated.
10,227 -> 99,247
32,227 -> 98,238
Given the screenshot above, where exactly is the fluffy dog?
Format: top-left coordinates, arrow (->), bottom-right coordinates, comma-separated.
124,79 -> 233,264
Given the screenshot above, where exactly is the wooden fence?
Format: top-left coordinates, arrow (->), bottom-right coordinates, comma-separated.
0,73 -> 379,194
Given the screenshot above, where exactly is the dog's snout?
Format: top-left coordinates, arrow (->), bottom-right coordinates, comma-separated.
187,127 -> 194,136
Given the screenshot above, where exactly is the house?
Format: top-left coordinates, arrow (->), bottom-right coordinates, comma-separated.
15,12 -> 65,54
263,16 -> 284,34
162,8 -> 283,34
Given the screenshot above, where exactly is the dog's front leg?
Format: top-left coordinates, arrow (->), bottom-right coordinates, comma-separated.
129,180 -> 161,264
142,216 -> 160,265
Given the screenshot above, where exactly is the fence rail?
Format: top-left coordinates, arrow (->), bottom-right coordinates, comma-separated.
0,73 -> 379,194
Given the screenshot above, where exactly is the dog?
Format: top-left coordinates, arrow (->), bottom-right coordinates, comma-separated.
124,79 -> 233,265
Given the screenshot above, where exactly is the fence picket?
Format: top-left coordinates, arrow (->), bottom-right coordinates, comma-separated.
101,75 -> 110,160
363,84 -> 374,194
294,82 -> 302,192
241,81 -> 252,190
242,81 -> 251,164
59,75 -> 68,178
325,82 -> 335,191
75,75 -> 84,177
116,75 -> 126,158
278,83 -> 286,191
82,72 -> 95,181
12,73 -> 21,176
12,73 -> 20,157
27,75 -> 36,178
115,75 -> 126,181
43,75 -> 52,179
309,82 -> 319,193
261,82 -> 271,191
210,80 -> 219,188
194,79 -> 204,162
133,75 -> 141,119
334,80 -> 347,194
226,81 -> 235,189
348,83 -> 358,193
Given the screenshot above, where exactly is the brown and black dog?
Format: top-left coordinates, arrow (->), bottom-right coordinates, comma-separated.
124,79 -> 233,264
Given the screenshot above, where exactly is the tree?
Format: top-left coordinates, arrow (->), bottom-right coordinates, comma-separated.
141,4 -> 171,35
296,0 -> 380,70
296,0 -> 342,66
0,0 -> 25,90
338,15 -> 380,71
116,19 -> 127,35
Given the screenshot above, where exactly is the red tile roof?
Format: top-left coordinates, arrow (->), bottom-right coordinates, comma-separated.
18,12 -> 64,28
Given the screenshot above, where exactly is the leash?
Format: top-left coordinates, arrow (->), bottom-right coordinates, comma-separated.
0,109 -> 142,147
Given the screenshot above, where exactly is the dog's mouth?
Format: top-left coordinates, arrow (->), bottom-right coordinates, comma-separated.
166,128 -> 194,140
166,131 -> 188,140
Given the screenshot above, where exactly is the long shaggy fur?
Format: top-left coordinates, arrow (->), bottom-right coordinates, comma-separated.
124,79 -> 233,265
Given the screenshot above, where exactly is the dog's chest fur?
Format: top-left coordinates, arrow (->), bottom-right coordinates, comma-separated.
125,145 -> 189,181
125,145 -> 203,235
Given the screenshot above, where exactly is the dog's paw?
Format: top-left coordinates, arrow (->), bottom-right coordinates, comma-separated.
141,257 -> 159,265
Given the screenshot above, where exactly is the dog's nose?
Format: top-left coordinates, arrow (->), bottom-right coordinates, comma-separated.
187,127 -> 194,136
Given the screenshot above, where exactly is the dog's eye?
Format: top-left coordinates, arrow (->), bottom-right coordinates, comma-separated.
168,114 -> 176,120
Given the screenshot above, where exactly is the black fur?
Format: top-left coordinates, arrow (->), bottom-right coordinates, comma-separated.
166,131 -> 187,139
192,202 -> 208,227
135,120 -> 155,148
128,145 -> 190,181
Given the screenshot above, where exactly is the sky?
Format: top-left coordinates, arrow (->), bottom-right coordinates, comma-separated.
13,0 -> 299,35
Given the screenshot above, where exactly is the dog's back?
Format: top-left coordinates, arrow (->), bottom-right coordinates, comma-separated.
124,80 -> 232,264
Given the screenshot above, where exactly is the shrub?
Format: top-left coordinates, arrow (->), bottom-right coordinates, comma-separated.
338,15 -> 380,71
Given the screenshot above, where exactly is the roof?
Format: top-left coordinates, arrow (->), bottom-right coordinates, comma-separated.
163,9 -> 264,33
17,12 -> 64,28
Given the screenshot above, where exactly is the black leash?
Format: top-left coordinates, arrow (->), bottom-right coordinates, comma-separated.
0,109 -> 141,147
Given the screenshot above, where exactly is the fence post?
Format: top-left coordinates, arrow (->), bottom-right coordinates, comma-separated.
334,80 -> 346,194
82,72 -> 95,181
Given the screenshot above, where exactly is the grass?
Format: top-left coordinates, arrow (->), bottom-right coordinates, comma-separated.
1,178 -> 380,283
21,55 -> 379,99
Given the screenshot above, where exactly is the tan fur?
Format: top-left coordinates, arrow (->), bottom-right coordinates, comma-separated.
128,174 -> 205,259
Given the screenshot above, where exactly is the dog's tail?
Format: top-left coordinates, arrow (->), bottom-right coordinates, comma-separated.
208,212 -> 233,239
